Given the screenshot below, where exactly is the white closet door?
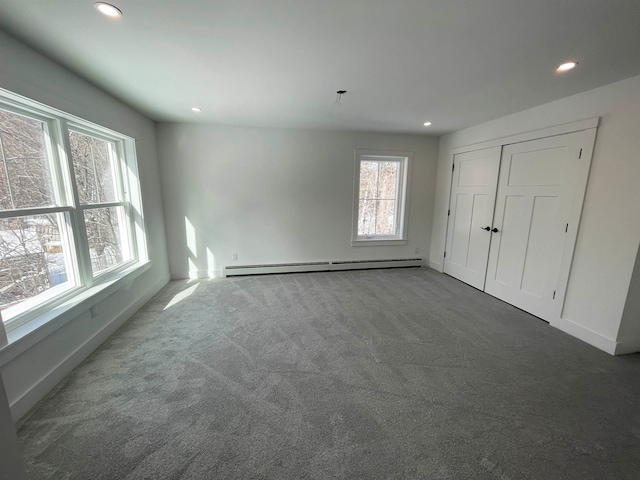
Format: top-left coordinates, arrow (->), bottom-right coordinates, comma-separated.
484,132 -> 585,321
444,147 -> 501,290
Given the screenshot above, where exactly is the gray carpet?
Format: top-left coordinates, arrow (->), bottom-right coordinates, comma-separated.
16,268 -> 640,479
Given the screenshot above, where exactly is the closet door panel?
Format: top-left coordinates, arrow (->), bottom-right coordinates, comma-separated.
485,132 -> 583,321
493,195 -> 529,287
520,195 -> 561,297
443,147 -> 501,290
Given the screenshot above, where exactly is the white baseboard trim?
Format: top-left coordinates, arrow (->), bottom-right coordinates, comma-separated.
170,271 -> 186,280
428,260 -> 443,272
198,269 -> 223,279
550,317 -> 617,355
171,269 -> 223,280
223,259 -> 423,277
10,273 -> 170,422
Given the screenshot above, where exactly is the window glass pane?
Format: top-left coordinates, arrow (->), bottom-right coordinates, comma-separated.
84,206 -> 130,275
0,213 -> 74,320
0,109 -> 56,210
359,161 -> 379,200
69,131 -> 117,204
357,159 -> 400,237
375,199 -> 396,235
377,161 -> 398,200
358,199 -> 376,236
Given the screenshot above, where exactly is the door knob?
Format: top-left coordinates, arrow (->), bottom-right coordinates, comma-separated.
492,227 -> 499,233
481,226 -> 491,231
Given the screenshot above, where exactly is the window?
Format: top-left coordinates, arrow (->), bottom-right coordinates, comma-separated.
352,150 -> 412,246
0,90 -> 146,333
69,130 -> 132,275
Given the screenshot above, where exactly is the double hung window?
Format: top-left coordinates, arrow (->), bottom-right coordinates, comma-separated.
0,90 -> 145,333
352,150 -> 411,245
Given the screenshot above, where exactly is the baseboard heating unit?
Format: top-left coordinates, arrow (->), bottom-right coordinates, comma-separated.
223,258 -> 423,277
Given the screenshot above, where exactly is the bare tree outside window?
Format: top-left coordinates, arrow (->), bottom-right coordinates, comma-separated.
69,131 -> 116,204
0,110 -> 55,210
84,207 -> 126,274
358,160 -> 400,236
0,214 -> 69,309
0,110 -> 71,312
69,131 -> 129,274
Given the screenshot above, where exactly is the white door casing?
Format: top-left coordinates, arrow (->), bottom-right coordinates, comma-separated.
443,147 -> 501,290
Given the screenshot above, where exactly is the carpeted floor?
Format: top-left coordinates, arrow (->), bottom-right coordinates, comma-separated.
16,268 -> 640,479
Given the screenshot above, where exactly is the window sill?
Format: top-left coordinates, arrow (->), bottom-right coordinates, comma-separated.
0,260 -> 151,368
351,239 -> 407,247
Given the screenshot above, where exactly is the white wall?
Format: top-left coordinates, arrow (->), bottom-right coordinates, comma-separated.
157,124 -> 438,278
618,249 -> 640,349
0,30 -> 170,420
0,374 -> 25,479
430,74 -> 640,355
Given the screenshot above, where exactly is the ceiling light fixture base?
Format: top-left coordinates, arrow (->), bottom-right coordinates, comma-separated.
334,90 -> 347,106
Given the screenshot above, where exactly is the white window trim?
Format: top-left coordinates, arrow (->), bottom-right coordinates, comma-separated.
0,87 -> 149,345
351,149 -> 412,246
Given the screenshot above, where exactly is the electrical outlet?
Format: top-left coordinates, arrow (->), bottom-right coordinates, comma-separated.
90,306 -> 98,318
232,253 -> 238,261
414,247 -> 420,254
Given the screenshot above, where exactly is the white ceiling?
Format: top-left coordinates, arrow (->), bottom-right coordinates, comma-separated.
1,0 -> 640,134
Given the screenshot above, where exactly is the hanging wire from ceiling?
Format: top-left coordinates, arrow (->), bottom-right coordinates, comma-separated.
334,90 -> 347,106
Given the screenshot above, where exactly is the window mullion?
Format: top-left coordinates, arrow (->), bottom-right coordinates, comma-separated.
112,142 -> 127,202
117,204 -> 132,262
59,120 -> 93,288
374,161 -> 381,236
126,203 -> 138,262
43,119 -> 68,208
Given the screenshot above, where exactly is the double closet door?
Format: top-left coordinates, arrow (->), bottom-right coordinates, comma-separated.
443,131 -> 592,322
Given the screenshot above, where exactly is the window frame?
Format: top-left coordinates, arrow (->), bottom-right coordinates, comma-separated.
351,149 -> 412,246
66,124 -> 137,280
0,88 -> 148,336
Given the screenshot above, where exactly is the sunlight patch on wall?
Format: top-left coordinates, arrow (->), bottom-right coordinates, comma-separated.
206,247 -> 216,278
185,216 -> 199,278
185,216 -> 197,256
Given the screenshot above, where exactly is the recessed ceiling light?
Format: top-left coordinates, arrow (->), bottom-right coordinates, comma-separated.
557,62 -> 578,72
423,122 -> 432,127
94,2 -> 122,18
191,107 -> 202,113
